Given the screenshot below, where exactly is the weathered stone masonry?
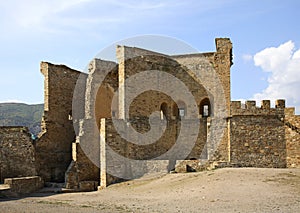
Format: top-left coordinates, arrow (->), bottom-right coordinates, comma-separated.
63,38 -> 298,191
36,62 -> 82,182
229,100 -> 300,168
285,107 -> 300,168
230,100 -> 287,168
64,39 -> 233,190
0,126 -> 37,183
0,38 -> 299,193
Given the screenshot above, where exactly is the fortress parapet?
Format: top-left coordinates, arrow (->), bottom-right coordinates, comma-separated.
231,99 -> 286,116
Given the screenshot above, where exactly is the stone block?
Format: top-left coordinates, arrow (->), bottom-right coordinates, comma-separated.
261,100 -> 270,109
246,101 -> 256,109
79,181 -> 98,191
275,99 -> 285,108
231,101 -> 241,109
2,176 -> 43,197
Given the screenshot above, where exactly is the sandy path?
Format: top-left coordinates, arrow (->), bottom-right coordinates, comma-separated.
1,168 -> 299,212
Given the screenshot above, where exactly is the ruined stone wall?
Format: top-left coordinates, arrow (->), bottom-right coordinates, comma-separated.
66,59 -> 117,190
230,100 -> 287,168
106,118 -> 176,160
66,116 -> 208,189
212,38 -> 232,161
65,142 -> 99,190
129,118 -> 206,159
172,38 -> 232,117
284,108 -> 300,168
104,118 -> 207,176
0,127 -> 37,183
2,176 -> 43,197
63,38 -> 300,191
117,52 -> 209,119
66,41 -> 231,189
172,38 -> 232,162
113,45 -> 218,161
36,62 -> 82,182
214,38 -> 232,113
94,64 -> 118,122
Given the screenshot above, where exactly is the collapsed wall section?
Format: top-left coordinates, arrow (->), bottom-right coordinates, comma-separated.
36,62 -> 82,182
0,126 -> 37,183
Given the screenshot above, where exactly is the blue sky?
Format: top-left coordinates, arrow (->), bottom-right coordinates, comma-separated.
0,0 -> 299,112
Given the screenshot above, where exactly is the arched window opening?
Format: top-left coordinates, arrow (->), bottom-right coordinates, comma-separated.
68,110 -> 73,120
179,108 -> 185,117
199,98 -> 211,117
177,100 -> 186,118
203,105 -> 209,117
160,102 -> 168,119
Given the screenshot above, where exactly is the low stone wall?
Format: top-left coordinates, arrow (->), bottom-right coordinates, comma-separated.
1,176 -> 43,197
0,126 -> 37,183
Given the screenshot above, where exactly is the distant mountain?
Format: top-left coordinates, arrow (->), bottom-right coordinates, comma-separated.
0,103 -> 44,136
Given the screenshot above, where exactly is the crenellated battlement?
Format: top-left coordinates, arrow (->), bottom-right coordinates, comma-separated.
231,99 -> 286,116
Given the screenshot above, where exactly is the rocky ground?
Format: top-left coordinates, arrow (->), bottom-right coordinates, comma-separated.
0,168 -> 299,213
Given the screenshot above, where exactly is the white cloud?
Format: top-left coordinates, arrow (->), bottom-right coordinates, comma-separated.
254,41 -> 294,72
252,41 -> 300,113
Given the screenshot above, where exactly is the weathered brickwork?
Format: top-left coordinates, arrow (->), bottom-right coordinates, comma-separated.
0,127 -> 37,183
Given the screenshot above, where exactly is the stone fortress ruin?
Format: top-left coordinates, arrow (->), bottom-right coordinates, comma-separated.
0,38 -> 299,194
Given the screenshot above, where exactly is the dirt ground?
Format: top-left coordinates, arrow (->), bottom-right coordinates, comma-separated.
0,168 -> 299,213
